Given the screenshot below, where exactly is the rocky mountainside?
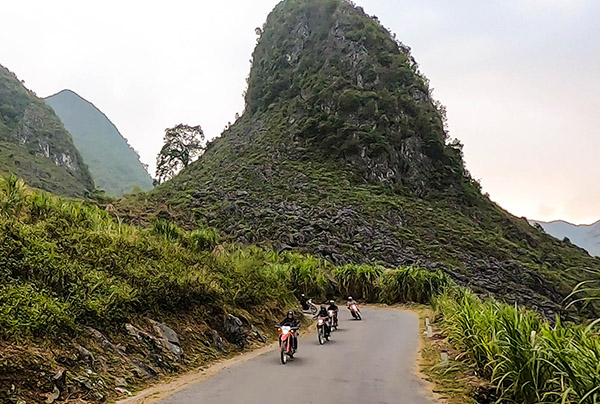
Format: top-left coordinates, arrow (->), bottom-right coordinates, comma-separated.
0,64 -> 94,196
46,90 -> 153,196
536,220 -> 600,257
120,0 -> 599,318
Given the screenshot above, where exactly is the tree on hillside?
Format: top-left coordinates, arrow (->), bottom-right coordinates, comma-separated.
155,124 -> 205,184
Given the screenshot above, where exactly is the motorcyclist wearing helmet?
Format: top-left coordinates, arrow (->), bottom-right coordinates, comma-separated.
346,296 -> 356,308
299,293 -> 309,311
327,300 -> 339,327
279,311 -> 300,349
315,305 -> 331,337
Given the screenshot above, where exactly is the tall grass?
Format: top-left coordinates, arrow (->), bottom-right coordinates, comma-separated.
335,263 -> 383,301
434,288 -> 600,403
378,266 -> 449,304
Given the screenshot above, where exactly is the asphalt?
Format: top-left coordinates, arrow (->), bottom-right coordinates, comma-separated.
159,307 -> 439,404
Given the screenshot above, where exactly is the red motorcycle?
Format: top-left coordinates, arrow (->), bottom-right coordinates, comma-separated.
349,303 -> 362,320
277,325 -> 299,364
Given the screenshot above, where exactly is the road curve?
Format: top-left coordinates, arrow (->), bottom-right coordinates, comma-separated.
159,307 -> 438,404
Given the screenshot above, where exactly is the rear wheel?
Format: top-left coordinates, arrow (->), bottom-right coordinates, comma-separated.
318,327 -> 324,345
310,305 -> 317,315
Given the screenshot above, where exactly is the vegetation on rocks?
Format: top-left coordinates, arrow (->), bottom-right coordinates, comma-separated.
0,64 -> 94,196
120,0 -> 600,320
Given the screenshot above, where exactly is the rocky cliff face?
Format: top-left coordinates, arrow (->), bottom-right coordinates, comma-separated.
244,0 -> 465,195
0,64 -> 94,196
121,0 -> 600,318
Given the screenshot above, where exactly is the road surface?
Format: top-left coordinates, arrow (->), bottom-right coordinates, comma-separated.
159,307 -> 438,404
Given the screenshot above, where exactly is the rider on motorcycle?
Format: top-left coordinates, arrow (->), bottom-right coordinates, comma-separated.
347,296 -> 357,308
299,294 -> 309,311
327,300 -> 339,326
315,305 -> 331,337
279,311 -> 300,349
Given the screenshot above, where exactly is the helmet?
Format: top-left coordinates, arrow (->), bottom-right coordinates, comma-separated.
329,300 -> 335,304
301,293 -> 305,297
348,296 -> 353,300
320,305 -> 326,310
287,311 -> 294,318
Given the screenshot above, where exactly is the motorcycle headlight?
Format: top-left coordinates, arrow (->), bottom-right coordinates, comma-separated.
282,329 -> 289,335
318,319 -> 324,325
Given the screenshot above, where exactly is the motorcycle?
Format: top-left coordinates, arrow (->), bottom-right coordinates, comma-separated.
305,299 -> 318,315
349,303 -> 362,320
277,325 -> 299,364
328,309 -> 338,330
316,316 -> 331,345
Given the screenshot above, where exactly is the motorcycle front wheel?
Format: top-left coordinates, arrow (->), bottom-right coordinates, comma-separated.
280,345 -> 288,364
310,305 -> 318,315
317,327 -> 324,345
356,311 -> 362,321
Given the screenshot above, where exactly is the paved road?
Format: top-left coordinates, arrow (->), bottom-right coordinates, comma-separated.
160,307 -> 438,404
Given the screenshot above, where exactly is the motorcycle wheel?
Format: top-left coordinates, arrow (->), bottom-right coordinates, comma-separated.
356,311 -> 362,321
310,305 -> 318,315
280,345 -> 287,365
317,327 -> 324,345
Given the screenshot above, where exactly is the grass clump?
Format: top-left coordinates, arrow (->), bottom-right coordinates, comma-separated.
378,266 -> 449,304
334,263 -> 384,301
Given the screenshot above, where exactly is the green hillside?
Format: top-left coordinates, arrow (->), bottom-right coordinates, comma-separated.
120,0 -> 599,318
0,64 -> 94,196
46,89 -> 153,196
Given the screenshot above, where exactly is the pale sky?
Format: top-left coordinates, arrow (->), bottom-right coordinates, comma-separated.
1,0 -> 598,224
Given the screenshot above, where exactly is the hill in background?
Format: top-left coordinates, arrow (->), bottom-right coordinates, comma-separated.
46,89 -> 153,196
120,0 -> 600,318
536,220 -> 600,257
0,64 -> 94,196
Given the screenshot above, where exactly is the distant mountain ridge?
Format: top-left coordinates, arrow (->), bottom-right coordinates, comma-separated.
0,64 -> 94,196
535,220 -> 600,257
45,89 -> 153,196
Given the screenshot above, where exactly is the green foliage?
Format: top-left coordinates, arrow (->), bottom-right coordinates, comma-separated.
335,264 -> 383,301
378,266 -> 449,304
186,228 -> 220,252
152,218 -> 184,242
156,124 -> 205,184
0,174 -> 27,217
0,283 -> 75,340
434,288 -> 600,403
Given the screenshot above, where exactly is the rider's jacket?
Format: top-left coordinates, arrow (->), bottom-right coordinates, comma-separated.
280,317 -> 300,327
316,308 -> 328,318
327,303 -> 338,312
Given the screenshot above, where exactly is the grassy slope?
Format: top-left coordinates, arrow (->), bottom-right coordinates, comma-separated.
0,64 -> 94,196
45,90 -> 154,196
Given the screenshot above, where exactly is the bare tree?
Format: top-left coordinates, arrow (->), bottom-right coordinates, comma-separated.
155,124 -> 205,184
